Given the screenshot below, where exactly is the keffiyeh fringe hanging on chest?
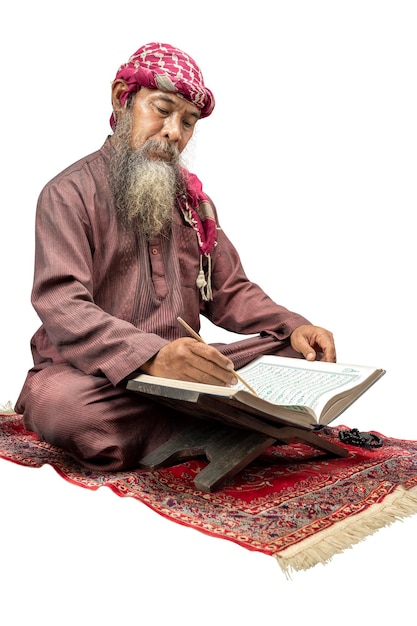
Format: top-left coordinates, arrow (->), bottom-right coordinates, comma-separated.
178,171 -> 217,301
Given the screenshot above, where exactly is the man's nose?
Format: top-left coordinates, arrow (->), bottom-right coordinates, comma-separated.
162,116 -> 181,142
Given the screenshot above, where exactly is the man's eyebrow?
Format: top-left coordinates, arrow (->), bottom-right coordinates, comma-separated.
154,93 -> 200,119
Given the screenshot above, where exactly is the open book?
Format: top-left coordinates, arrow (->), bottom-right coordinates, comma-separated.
127,355 -> 385,431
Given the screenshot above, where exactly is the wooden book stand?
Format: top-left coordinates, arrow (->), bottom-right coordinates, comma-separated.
137,395 -> 348,492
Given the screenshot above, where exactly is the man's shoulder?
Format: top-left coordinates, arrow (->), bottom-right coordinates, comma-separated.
44,138 -> 111,189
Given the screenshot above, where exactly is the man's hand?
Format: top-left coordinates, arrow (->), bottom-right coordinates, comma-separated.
140,338 -> 238,386
290,324 -> 336,363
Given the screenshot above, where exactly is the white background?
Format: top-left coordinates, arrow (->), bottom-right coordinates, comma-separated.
1,1 -> 416,624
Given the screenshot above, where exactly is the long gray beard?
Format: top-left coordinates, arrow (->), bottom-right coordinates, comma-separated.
109,115 -> 186,239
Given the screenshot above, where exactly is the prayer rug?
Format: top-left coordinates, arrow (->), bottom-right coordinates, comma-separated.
1,409 -> 417,575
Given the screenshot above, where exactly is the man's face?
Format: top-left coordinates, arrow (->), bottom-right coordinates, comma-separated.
126,87 -> 200,155
109,86 -> 200,236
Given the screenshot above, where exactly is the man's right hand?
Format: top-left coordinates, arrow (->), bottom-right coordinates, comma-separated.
140,338 -> 237,386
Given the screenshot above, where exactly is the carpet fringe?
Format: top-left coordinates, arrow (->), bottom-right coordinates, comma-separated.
0,401 -> 15,414
275,485 -> 417,576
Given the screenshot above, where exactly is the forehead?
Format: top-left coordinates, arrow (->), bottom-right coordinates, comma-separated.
135,87 -> 201,118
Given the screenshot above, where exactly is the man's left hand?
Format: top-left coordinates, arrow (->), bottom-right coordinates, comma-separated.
290,324 -> 336,362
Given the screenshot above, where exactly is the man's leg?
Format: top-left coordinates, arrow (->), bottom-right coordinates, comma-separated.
16,335 -> 301,471
16,364 -> 195,471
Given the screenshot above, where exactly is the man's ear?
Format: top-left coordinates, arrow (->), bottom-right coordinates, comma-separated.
111,79 -> 130,115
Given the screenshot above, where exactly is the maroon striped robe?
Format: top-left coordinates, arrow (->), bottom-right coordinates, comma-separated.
15,138 -> 309,470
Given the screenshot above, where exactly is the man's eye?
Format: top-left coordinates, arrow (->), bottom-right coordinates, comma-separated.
157,107 -> 169,115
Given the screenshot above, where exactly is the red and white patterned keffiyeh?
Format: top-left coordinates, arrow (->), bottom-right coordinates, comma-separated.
178,170 -> 218,301
111,42 -> 217,301
110,42 -> 215,128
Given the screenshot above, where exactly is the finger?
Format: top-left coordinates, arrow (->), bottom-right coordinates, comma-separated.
160,339 -> 234,384
189,356 -> 237,385
312,330 -> 336,362
304,348 -> 317,361
319,346 -> 337,363
179,360 -> 237,385
188,342 -> 235,372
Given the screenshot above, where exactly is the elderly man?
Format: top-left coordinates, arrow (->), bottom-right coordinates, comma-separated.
15,42 -> 336,471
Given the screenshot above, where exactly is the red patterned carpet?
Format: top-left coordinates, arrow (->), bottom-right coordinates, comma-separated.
1,411 -> 417,574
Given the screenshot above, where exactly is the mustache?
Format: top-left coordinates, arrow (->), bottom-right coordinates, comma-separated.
140,139 -> 180,161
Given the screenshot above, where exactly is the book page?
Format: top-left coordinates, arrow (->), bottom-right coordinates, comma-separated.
235,358 -> 374,413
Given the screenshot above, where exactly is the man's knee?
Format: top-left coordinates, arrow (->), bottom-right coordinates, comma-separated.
20,365 -> 192,471
20,366 -> 140,469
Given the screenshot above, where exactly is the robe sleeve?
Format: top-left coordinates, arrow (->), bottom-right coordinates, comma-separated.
31,172 -> 167,386
203,216 -> 311,340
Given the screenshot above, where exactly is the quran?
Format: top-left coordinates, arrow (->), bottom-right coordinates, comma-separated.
127,355 -> 385,431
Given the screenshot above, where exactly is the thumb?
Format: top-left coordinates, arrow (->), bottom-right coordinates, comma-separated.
304,348 -> 316,361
